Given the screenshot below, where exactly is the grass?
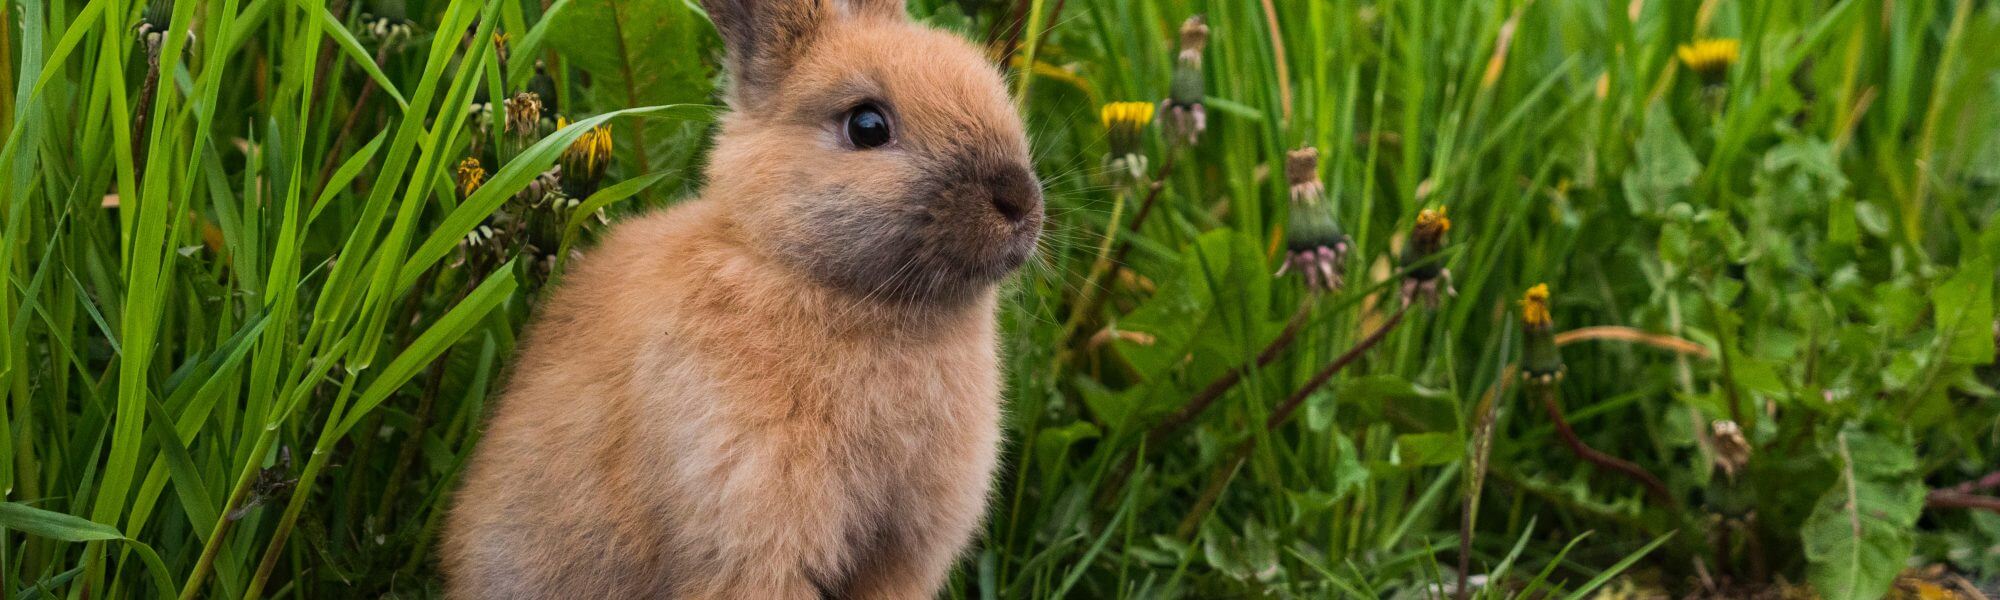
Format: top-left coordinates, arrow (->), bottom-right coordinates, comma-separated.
1,0 -> 1997,597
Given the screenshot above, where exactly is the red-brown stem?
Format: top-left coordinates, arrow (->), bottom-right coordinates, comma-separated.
1534,385 -> 1676,507
1262,307 -> 1407,430
1939,470 -> 2000,494
1173,307 -> 1409,533
1926,490 -> 2000,514
1097,301 -> 1310,505
1145,301 -> 1311,446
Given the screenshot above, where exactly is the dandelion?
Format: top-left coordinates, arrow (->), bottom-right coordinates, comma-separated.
1710,420 -> 1751,480
492,32 -> 512,65
1399,207 -> 1456,308
559,118 -> 614,199
135,0 -> 178,55
504,92 -> 545,138
1158,15 -> 1209,145
1676,38 -> 1739,88
1518,283 -> 1564,384
1100,101 -> 1155,186
454,157 -> 487,201
1276,147 -> 1351,293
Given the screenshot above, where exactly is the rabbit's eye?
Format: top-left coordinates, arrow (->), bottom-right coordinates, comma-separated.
844,104 -> 893,149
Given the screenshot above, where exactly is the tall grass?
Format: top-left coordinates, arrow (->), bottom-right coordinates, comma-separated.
1,0 -> 1995,597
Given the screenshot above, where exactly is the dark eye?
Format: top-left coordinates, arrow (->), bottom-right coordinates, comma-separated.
844,104 -> 893,149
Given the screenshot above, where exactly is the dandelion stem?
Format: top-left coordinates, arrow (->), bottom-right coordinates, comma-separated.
1534,384 -> 1676,507
1173,306 -> 1409,535
1058,152 -> 1178,340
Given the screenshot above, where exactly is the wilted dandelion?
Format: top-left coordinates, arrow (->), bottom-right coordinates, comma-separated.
1100,101 -> 1154,186
1518,283 -> 1564,384
1399,208 -> 1456,308
1158,15 -> 1209,145
1677,38 -> 1739,87
492,32 -> 512,65
505,92 -> 545,138
1276,147 -> 1350,293
559,118 -> 615,199
454,157 -> 487,200
1710,420 -> 1750,480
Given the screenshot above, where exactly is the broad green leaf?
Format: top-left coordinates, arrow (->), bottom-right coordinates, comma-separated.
545,0 -> 718,174
1933,255 -> 1995,365
1801,431 -> 1925,600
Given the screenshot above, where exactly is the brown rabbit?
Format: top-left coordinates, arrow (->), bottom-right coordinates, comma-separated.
439,0 -> 1042,597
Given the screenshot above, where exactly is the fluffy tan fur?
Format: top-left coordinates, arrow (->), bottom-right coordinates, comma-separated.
442,0 -> 1041,597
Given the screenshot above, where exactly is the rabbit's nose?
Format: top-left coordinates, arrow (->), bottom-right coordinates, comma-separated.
987,165 -> 1043,224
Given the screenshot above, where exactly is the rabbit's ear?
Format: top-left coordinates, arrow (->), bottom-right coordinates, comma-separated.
698,0 -> 829,105
701,0 -> 906,105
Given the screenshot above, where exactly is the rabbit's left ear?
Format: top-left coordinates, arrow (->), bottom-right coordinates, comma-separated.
701,0 -> 907,108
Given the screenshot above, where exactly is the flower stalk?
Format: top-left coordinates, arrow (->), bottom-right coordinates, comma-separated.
1521,284 -> 1675,507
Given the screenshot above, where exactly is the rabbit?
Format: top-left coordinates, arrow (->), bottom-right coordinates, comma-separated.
439,0 -> 1043,597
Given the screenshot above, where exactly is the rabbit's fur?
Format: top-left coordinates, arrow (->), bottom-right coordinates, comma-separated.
440,0 -> 1042,597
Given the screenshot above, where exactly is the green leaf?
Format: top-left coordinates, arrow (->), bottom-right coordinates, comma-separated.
0,502 -> 178,597
545,0 -> 718,174
1394,432 -> 1461,467
1801,431 -> 1925,600
1933,255 -> 1995,365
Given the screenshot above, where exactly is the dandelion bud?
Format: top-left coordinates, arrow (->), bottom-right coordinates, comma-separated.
454,157 -> 487,201
1399,208 -> 1456,308
1158,15 -> 1209,146
1676,38 -> 1739,88
1099,101 -> 1155,186
1710,420 -> 1751,480
558,118 -> 614,198
1518,283 -> 1564,384
1275,148 -> 1351,293
504,92 -> 545,138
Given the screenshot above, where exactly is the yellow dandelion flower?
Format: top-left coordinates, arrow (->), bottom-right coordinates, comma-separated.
1415,207 -> 1451,236
559,118 -> 615,187
1520,283 -> 1551,328
1677,38 -> 1739,86
1100,101 -> 1155,176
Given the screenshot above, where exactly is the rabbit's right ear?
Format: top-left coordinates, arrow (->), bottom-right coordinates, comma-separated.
701,0 -> 832,106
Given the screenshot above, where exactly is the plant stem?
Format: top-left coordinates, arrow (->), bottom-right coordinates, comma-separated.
1146,301 -> 1311,446
1058,151 -> 1179,349
1925,490 -> 2000,514
1173,306 -> 1409,534
1096,301 -> 1310,505
1533,384 -> 1676,507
